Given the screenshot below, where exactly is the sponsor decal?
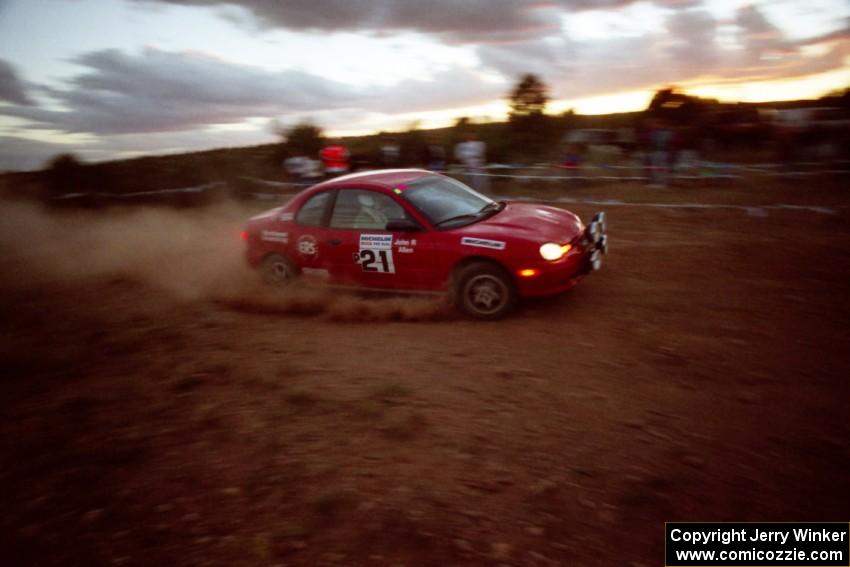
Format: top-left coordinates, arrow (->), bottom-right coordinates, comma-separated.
461,237 -> 506,250
356,233 -> 395,273
261,230 -> 289,243
354,249 -> 396,273
297,234 -> 318,256
359,233 -> 393,251
394,238 -> 417,254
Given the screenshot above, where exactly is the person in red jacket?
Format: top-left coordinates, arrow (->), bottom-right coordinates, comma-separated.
319,140 -> 350,178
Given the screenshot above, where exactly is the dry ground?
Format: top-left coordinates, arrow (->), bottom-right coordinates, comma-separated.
1,176 -> 849,566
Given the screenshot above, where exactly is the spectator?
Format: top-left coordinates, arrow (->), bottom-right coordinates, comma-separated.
379,136 -> 401,168
425,135 -> 447,171
648,119 -> 673,187
673,125 -> 700,178
320,140 -> 350,178
283,154 -> 309,183
559,142 -> 583,185
303,159 -> 324,183
454,132 -> 487,191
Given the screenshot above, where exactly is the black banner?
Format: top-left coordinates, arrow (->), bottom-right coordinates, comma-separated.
666,522 -> 849,566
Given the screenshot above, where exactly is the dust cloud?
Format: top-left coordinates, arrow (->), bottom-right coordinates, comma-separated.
0,199 -> 449,321
216,286 -> 450,321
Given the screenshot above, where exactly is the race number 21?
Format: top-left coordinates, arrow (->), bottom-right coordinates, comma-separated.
359,249 -> 395,273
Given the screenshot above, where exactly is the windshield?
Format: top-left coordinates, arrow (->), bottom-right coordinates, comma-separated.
402,176 -> 494,228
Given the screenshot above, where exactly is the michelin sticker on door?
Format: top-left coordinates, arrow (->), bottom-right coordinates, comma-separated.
358,234 -> 395,273
461,237 -> 506,250
261,230 -> 289,243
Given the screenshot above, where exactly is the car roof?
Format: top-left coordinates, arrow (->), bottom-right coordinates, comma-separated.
315,169 -> 436,190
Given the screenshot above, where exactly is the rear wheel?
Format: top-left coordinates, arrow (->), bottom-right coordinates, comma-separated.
261,254 -> 297,287
454,261 -> 517,320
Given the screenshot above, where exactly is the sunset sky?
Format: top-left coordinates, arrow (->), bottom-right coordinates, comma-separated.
0,0 -> 848,170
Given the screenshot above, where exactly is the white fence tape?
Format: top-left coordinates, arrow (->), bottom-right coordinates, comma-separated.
237,176 -> 311,188
55,181 -> 226,200
443,159 -> 850,181
462,169 -> 849,181
477,159 -> 850,171
493,195 -> 840,216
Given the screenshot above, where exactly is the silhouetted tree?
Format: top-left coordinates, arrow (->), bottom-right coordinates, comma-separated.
509,74 -> 548,118
452,116 -> 471,135
646,87 -> 710,125
508,74 -> 554,159
44,153 -> 86,197
281,122 -> 324,156
830,87 -> 850,108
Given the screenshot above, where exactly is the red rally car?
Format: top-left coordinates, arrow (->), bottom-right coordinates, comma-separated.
242,169 -> 608,319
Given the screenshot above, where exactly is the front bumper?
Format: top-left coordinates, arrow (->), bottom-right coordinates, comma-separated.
515,212 -> 608,297
580,211 -> 609,274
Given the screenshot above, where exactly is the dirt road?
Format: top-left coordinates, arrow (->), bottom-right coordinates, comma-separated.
2,180 -> 849,566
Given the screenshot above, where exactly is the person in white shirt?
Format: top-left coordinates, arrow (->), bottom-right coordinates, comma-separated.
454,132 -> 487,191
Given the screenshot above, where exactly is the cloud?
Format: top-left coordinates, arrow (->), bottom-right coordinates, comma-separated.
369,67 -> 505,113
0,59 -> 34,105
477,37 -> 577,79
4,48 -> 357,135
476,10 -> 710,98
735,4 -> 791,63
798,20 -> 850,46
126,0 -> 848,102
136,0 -> 694,42
0,47 -> 502,138
135,0 -> 555,41
666,9 -> 718,68
2,50 -> 308,136
478,5 -> 850,100
725,5 -> 849,81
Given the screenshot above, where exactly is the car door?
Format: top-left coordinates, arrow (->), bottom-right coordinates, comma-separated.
324,188 -> 438,290
291,189 -> 337,282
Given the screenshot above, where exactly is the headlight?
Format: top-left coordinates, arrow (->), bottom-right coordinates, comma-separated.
540,242 -> 567,261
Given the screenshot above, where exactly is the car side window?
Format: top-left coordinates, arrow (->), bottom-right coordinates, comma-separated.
295,191 -> 331,227
330,189 -> 407,230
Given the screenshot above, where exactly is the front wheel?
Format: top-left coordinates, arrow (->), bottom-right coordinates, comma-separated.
454,261 -> 517,320
261,254 -> 298,287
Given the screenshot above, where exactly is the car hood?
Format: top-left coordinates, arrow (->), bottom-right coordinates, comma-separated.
461,202 -> 584,243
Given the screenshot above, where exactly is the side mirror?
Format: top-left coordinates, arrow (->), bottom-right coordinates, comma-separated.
385,219 -> 421,232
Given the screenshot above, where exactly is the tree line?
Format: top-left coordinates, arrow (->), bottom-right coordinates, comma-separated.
35,75 -> 850,199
